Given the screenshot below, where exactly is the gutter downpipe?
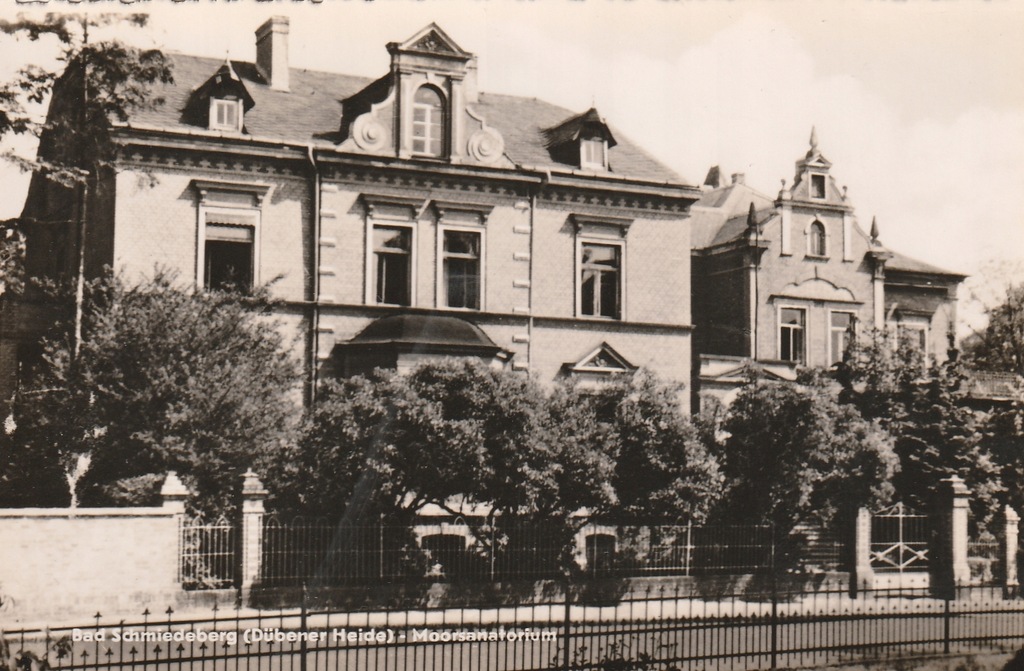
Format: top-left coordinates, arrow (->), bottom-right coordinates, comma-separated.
307,144 -> 322,406
529,170 -> 550,372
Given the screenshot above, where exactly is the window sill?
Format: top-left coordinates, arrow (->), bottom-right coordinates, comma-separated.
804,254 -> 830,262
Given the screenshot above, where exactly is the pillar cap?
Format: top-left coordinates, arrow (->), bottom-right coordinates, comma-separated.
939,474 -> 971,497
241,468 -> 268,499
160,471 -> 190,500
1007,505 -> 1021,523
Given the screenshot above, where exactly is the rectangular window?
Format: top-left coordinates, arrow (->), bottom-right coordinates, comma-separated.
204,211 -> 256,291
830,311 -> 856,365
442,230 -> 481,310
811,174 -> 826,199
779,307 -> 806,363
897,322 -> 929,365
580,139 -> 607,170
210,99 -> 240,132
580,243 -> 621,319
373,226 -> 412,306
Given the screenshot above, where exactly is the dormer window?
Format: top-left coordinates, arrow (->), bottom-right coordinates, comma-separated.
210,98 -> 242,132
412,86 -> 446,157
580,137 -> 607,170
811,174 -> 826,199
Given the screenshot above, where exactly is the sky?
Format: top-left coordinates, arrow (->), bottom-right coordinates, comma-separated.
0,0 -> 1021,334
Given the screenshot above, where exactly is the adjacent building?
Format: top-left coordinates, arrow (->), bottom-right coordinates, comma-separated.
691,130 -> 964,406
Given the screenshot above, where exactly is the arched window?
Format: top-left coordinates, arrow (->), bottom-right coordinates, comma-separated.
809,221 -> 827,256
412,86 -> 445,157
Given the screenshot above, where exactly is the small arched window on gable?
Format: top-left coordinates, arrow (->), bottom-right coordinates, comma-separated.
412,86 -> 446,158
809,220 -> 827,257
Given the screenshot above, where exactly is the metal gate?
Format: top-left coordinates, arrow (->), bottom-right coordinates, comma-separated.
869,502 -> 929,573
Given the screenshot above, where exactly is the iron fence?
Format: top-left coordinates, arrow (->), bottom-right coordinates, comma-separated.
5,583 -> 1024,671
179,516 -> 237,589
255,520 -> 842,587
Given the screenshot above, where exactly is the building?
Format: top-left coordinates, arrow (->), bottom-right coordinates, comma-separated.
691,129 -> 965,406
0,20 -> 700,407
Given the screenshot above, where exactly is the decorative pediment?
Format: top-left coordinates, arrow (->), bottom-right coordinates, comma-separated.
566,343 -> 637,375
773,277 -> 858,304
395,23 -> 470,59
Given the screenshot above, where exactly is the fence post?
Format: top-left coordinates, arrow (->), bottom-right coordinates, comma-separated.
161,472 -> 190,584
240,468 -> 268,596
931,475 -> 971,600
1005,505 -> 1020,598
852,507 -> 873,597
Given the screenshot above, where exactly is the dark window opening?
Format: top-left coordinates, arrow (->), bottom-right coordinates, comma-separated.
205,224 -> 253,292
780,307 -> 806,363
581,243 -> 621,319
809,221 -> 827,256
811,174 -> 826,199
374,226 -> 412,306
443,230 -> 481,309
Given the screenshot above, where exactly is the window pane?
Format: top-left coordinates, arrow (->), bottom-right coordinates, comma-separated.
811,174 -> 826,198
412,86 -> 445,158
780,308 -> 805,363
374,227 -> 410,252
581,243 -> 621,318
443,231 -> 480,309
374,227 -> 411,305
206,239 -> 252,291
444,231 -> 479,255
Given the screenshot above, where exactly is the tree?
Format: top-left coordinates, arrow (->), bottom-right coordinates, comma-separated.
964,283 -> 1024,377
0,219 -> 25,298
4,271 -> 300,513
271,361 -> 618,524
717,371 -> 897,536
0,13 -> 173,353
599,370 -> 723,523
839,330 -> 1004,530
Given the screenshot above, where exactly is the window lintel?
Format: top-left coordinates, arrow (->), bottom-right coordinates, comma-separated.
431,200 -> 494,224
571,213 -> 633,238
361,193 -> 425,219
192,180 -> 271,206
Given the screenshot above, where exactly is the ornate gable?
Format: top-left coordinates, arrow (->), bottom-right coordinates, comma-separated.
394,23 -> 470,59
565,342 -> 637,376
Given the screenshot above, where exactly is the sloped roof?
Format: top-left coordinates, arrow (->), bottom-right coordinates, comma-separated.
689,182 -> 777,249
886,249 -> 965,278
124,53 -> 685,185
347,314 -> 500,353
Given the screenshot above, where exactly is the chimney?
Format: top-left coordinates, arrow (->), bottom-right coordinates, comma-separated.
255,16 -> 289,91
731,172 -> 745,185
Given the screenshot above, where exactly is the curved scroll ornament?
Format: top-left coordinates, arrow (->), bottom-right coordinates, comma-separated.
467,127 -> 505,164
352,113 -> 388,152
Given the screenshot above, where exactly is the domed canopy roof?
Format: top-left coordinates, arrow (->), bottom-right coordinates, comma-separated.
347,314 -> 502,355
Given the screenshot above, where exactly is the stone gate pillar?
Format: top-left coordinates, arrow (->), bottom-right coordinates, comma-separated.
1006,505 -> 1020,597
240,468 -> 268,593
931,475 -> 971,599
852,507 -> 874,595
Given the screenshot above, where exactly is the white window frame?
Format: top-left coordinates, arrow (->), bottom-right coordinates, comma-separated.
890,315 -> 931,370
436,224 -> 485,311
828,310 -> 857,366
777,304 -> 807,364
197,205 -> 260,291
209,98 -> 243,132
411,85 -> 446,158
367,223 -> 416,307
580,138 -> 608,171
576,237 -> 626,321
810,173 -> 827,200
192,181 -> 269,292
